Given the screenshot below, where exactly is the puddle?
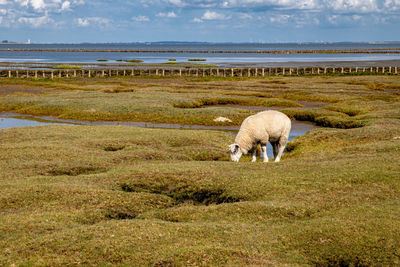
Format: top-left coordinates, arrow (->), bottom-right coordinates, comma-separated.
0,116 -> 74,129
1,113 -> 317,158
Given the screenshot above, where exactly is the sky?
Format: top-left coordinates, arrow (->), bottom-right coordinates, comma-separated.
0,0 -> 399,43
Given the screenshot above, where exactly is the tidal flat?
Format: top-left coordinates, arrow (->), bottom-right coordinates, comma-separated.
0,74 -> 400,266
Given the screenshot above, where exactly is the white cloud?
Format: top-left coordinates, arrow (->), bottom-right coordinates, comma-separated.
214,0 -> 400,13
76,17 -> 111,27
31,0 -> 46,10
157,11 -> 177,17
239,13 -> 252,19
192,17 -> 203,22
202,10 -> 228,20
269,14 -> 292,23
325,0 -> 378,13
132,15 -> 150,22
76,17 -> 88,26
60,1 -> 71,11
18,14 -> 53,27
220,0 -> 319,10
167,0 -> 186,7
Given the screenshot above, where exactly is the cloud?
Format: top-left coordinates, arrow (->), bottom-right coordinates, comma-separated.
192,17 -> 203,22
18,14 -> 53,27
157,11 -> 177,17
132,15 -> 150,22
201,10 -> 229,20
76,17 -> 111,27
167,0 -> 186,7
60,1 -> 71,11
238,13 -> 252,19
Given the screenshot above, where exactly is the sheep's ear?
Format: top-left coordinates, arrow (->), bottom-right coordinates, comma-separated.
229,144 -> 239,153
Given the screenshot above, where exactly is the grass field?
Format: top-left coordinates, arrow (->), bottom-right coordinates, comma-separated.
0,75 -> 399,266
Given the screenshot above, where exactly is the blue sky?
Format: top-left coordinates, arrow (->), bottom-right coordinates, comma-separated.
0,0 -> 399,43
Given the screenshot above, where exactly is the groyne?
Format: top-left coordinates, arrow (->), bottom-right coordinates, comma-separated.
0,66 -> 398,79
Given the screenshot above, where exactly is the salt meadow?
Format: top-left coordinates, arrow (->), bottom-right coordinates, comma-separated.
0,46 -> 399,265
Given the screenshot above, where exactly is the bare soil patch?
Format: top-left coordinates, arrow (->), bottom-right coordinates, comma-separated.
0,84 -> 55,96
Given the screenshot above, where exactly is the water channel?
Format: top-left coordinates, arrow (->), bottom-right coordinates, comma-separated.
0,113 -> 316,158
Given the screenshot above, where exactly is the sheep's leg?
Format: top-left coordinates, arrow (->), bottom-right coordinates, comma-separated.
272,142 -> 279,160
251,149 -> 257,162
275,138 -> 288,162
260,144 -> 268,162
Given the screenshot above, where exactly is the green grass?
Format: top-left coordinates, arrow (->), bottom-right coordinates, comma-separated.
168,59 -> 177,61
0,75 -> 398,128
0,74 -> 399,265
124,59 -> 144,63
96,59 -> 108,62
0,117 -> 399,265
51,65 -> 82,69
188,58 -> 207,61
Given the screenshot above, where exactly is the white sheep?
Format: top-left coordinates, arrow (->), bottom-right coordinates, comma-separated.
229,110 -> 291,162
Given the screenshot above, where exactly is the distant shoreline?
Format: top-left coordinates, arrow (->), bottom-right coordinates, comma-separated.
1,48 -> 400,54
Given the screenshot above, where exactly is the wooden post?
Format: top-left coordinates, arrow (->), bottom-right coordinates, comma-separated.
16,70 -> 19,78
74,70 -> 77,77
35,70 -> 38,79
395,67 -> 398,74
341,67 -> 344,74
389,67 -> 392,74
382,67 -> 385,74
261,68 -> 264,77
324,67 -> 327,74
179,69 -> 182,76
8,70 -> 11,78
363,68 -> 366,73
282,68 -> 286,75
162,69 -> 165,76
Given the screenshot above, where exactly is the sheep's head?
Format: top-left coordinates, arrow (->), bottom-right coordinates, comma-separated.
229,143 -> 243,162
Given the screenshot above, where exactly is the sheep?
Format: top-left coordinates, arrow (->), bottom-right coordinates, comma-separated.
229,110 -> 291,162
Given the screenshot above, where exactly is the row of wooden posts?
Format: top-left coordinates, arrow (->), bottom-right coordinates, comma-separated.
0,66 -> 399,78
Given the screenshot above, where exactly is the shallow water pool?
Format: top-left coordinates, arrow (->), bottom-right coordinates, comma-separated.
0,113 -> 316,159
